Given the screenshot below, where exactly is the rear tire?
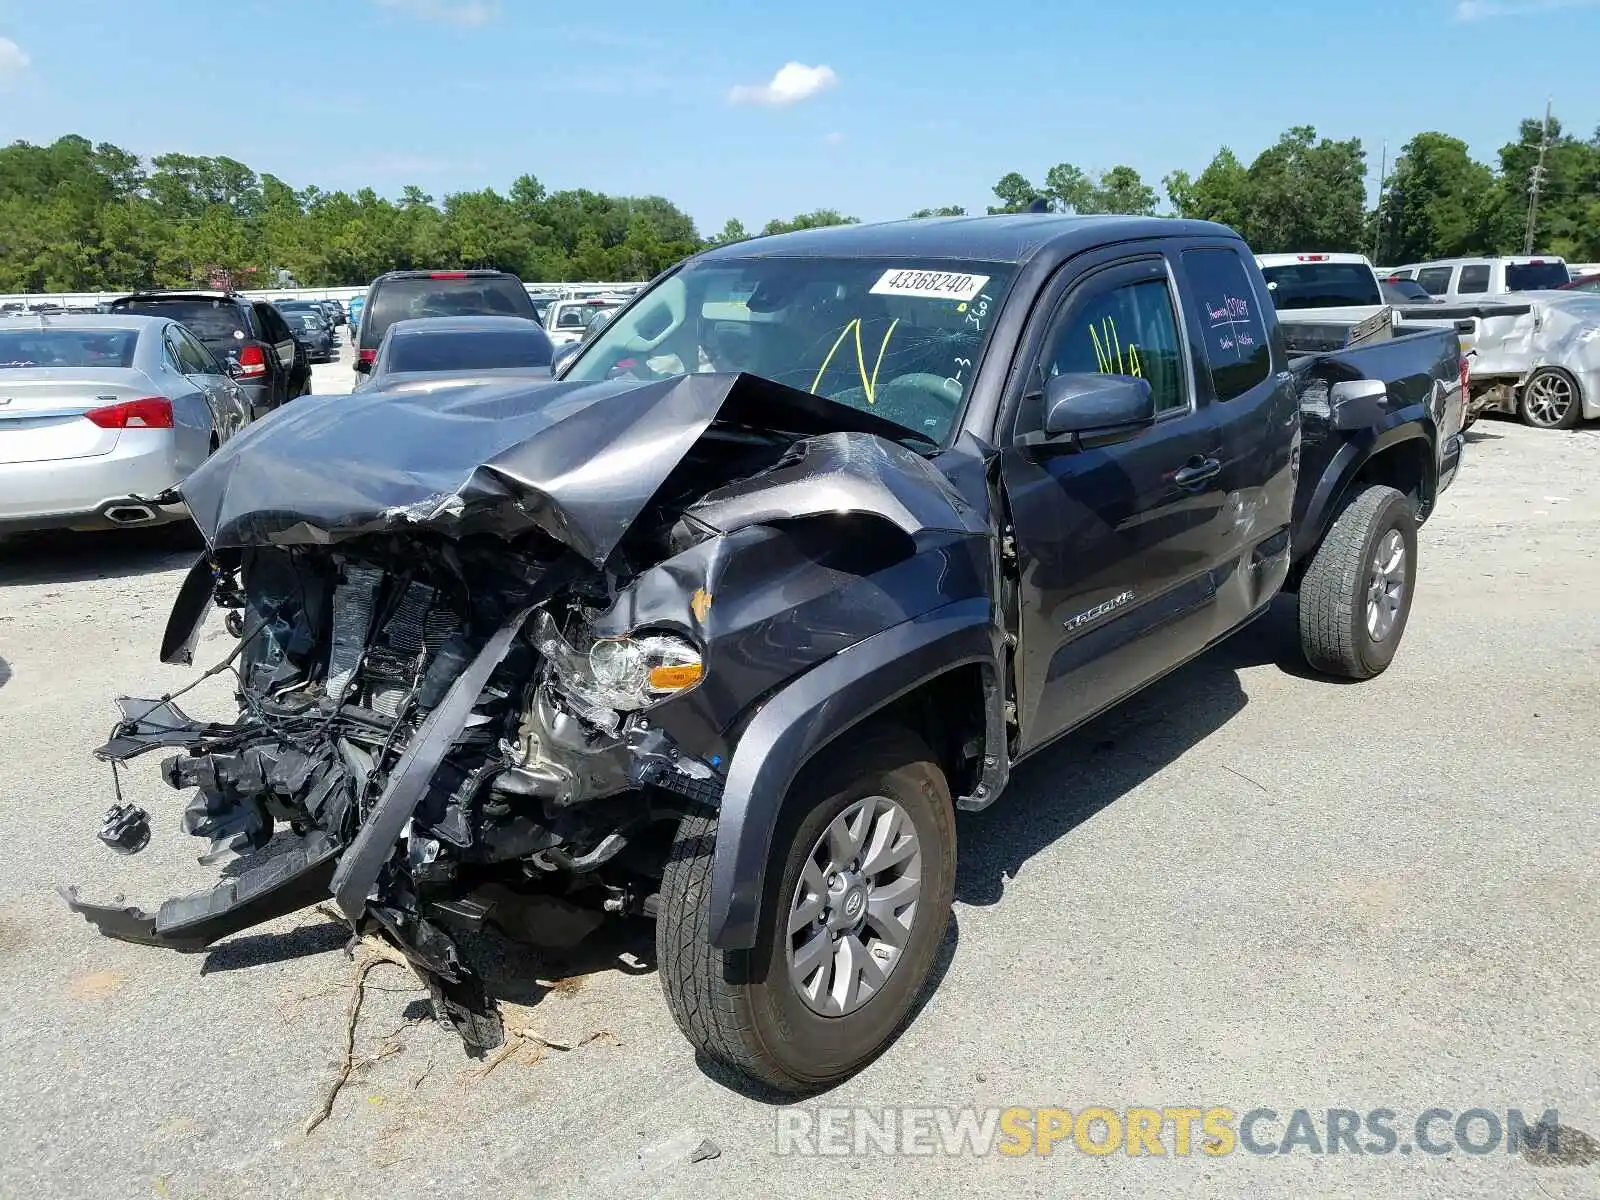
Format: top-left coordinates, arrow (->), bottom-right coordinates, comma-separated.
656,725 -> 955,1093
1520,367 -> 1582,430
1298,485 -> 1417,680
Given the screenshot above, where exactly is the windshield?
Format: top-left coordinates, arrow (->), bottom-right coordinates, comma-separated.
362,275 -> 536,348
388,328 -> 554,372
113,298 -> 247,343
1260,263 -> 1382,309
561,256 -> 1018,445
1505,261 -> 1571,291
0,328 -> 138,368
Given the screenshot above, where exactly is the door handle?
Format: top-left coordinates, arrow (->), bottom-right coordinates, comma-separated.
1173,456 -> 1221,487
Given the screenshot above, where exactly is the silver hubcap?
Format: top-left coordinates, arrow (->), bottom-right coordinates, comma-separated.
1367,529 -> 1406,642
786,795 -> 922,1017
1525,373 -> 1574,427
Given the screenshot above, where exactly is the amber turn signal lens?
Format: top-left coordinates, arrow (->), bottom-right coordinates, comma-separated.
647,662 -> 703,691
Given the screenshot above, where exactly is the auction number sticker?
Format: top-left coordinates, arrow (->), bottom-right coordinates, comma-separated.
870,268 -> 991,303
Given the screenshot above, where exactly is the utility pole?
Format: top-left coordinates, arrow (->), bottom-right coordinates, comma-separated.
1370,139 -> 1388,263
1523,96 -> 1552,254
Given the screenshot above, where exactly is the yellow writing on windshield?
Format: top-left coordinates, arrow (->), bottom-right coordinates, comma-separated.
811,317 -> 901,404
1089,317 -> 1143,379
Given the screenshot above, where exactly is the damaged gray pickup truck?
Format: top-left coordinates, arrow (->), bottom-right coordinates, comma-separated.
64,215 -> 1465,1093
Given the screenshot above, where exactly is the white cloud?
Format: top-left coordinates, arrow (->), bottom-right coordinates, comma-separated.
0,37 -> 30,83
372,0 -> 500,27
825,131 -> 846,145
1456,0 -> 1599,19
729,62 -> 838,107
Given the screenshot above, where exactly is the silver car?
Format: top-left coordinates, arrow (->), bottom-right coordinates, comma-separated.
353,315 -> 555,395
0,315 -> 251,534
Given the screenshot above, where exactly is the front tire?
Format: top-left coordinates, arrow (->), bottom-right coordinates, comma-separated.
1298,484 -> 1417,680
1520,367 -> 1582,430
656,725 -> 955,1093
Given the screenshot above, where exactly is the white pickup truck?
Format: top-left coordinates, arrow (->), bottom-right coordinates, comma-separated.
543,295 -> 629,348
1254,252 -> 1393,326
1253,253 -> 1598,430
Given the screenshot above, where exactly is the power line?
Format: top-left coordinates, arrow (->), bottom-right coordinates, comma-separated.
1523,96 -> 1552,254
1370,139 -> 1389,262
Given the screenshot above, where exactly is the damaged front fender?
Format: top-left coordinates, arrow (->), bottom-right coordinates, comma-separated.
706,597 -> 999,950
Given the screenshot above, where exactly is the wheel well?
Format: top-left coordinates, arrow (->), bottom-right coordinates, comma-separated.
1288,436 -> 1436,593
877,662 -> 989,799
1351,436 -> 1434,522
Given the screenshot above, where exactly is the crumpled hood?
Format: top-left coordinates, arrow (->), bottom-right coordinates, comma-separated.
180,371 -> 930,565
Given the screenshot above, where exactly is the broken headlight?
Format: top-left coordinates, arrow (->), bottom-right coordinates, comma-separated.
533,611 -> 703,721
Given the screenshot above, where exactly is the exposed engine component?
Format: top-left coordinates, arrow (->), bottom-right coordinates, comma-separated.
97,803 -> 150,855
61,371 -> 961,1059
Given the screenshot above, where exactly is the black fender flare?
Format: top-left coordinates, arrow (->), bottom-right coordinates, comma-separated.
705,597 -> 996,950
1293,415 -> 1437,564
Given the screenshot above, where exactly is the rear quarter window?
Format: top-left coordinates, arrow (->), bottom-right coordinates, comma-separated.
1181,248 -> 1271,401
1457,265 -> 1491,294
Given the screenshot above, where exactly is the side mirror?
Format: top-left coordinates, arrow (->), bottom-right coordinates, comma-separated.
550,342 -> 582,378
1328,378 -> 1389,431
353,358 -> 372,375
224,359 -> 246,380
1026,373 -> 1156,449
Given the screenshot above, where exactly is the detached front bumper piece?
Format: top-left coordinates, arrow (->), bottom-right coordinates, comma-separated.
60,834 -> 340,952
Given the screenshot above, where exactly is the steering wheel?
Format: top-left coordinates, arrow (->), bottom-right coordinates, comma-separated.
879,372 -> 964,412
829,373 -> 963,440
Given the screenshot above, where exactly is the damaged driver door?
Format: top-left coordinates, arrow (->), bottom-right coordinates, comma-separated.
999,252 -> 1231,753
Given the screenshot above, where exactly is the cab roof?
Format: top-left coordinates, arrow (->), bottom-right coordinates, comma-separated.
695,213 -> 1240,265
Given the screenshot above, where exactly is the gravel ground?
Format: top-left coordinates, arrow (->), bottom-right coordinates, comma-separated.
2,346 -> 1597,1198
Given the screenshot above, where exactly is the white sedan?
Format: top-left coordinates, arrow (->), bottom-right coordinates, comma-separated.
0,314 -> 251,534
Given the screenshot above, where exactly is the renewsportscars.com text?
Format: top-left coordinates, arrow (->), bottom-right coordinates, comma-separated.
774,1106 -> 1565,1158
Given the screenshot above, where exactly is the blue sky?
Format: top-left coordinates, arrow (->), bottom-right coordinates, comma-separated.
2,0 -> 1598,234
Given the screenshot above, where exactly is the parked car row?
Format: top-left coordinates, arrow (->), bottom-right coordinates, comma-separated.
1379,255 -> 1574,303
1258,253 -> 1600,432
3,265 -> 636,537
0,315 -> 253,534
11,229 -> 1597,549
0,285 -> 335,536
272,298 -> 341,363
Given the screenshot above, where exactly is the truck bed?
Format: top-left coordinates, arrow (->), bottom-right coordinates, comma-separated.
1283,323 -> 1466,556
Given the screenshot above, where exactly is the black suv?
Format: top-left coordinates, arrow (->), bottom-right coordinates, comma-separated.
353,269 -> 540,376
110,290 -> 311,418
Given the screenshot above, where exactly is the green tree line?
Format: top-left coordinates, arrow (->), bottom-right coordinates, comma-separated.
2,114 -> 1597,293
990,115 -> 1600,263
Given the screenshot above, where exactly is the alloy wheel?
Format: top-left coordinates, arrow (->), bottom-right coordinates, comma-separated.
786,795 -> 923,1017
1367,528 -> 1407,642
1524,372 -> 1575,428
